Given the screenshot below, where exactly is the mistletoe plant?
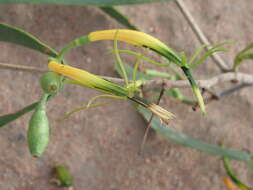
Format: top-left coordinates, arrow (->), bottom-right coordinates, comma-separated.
0,23 -> 252,176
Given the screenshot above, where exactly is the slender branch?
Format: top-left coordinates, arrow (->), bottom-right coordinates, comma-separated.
144,72 -> 253,89
0,62 -> 47,72
1,63 -> 253,91
175,0 -> 230,71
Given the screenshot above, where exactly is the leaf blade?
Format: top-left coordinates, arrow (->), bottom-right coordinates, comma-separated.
99,6 -> 138,30
0,102 -> 38,127
137,106 -> 253,164
0,23 -> 57,57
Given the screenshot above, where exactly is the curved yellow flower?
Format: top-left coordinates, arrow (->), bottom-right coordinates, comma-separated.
88,29 -> 181,65
48,60 -> 128,97
48,60 -> 174,121
57,29 -> 205,114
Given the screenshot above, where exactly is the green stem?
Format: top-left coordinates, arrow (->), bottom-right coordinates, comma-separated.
223,157 -> 251,190
58,35 -> 90,60
0,102 -> 39,127
113,31 -> 129,86
181,66 -> 206,114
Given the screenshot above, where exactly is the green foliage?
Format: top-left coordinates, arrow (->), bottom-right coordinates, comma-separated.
0,23 -> 57,56
27,94 -> 50,157
138,106 -> 253,165
0,23 -> 59,129
58,36 -> 89,60
145,69 -> 177,80
115,62 -> 196,105
233,43 -> 253,71
0,102 -> 38,127
189,41 -> 234,69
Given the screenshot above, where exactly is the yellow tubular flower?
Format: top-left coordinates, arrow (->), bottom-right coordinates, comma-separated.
48,61 -> 128,97
48,61 -> 174,122
88,29 -> 181,65
88,29 -> 206,114
89,29 -> 167,48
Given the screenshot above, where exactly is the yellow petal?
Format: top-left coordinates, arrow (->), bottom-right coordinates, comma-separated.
48,61 -> 101,88
89,29 -> 168,52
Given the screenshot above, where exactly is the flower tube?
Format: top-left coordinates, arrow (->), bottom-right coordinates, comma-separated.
48,60 -> 174,121
88,29 -> 182,66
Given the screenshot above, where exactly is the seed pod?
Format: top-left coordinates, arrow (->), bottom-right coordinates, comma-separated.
27,94 -> 49,157
53,164 -> 73,187
40,72 -> 62,95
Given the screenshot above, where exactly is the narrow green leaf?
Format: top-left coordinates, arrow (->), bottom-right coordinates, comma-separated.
239,43 -> 253,55
115,63 -> 194,104
233,42 -> 253,71
58,35 -> 89,60
190,48 -> 229,69
0,102 -> 38,127
181,66 -> 206,114
164,88 -> 196,105
99,6 -> 138,30
0,23 -> 57,57
190,41 -> 234,69
138,106 -> 253,164
0,0 -> 173,6
188,44 -> 208,65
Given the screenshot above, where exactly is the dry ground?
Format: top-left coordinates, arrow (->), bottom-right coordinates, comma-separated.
0,0 -> 253,189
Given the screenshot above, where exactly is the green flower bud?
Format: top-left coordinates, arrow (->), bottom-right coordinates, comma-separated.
27,94 -> 49,157
40,72 -> 62,95
53,165 -> 73,187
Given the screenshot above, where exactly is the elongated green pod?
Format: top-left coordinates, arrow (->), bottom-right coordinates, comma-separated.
53,165 -> 73,187
40,72 -> 62,95
27,94 -> 49,157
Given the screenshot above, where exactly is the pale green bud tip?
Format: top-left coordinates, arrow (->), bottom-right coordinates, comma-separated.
193,86 -> 206,114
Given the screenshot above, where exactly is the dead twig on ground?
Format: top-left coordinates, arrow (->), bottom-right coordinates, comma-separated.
175,0 -> 230,72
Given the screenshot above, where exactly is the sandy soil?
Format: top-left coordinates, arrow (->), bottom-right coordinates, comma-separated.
0,0 -> 253,189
